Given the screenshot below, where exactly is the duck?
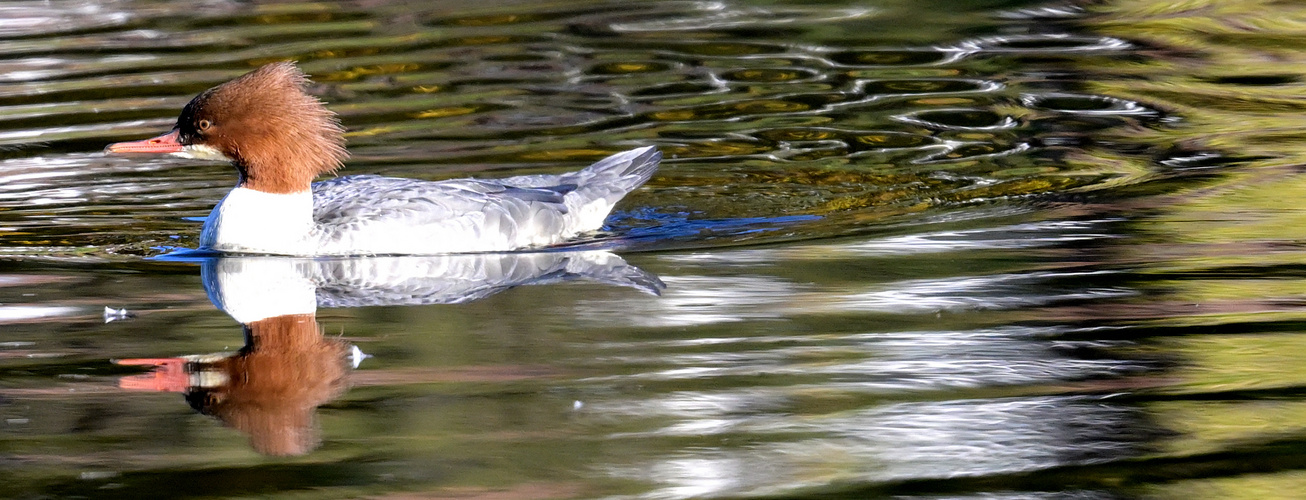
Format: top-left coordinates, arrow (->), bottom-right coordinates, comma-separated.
106,62 -> 661,256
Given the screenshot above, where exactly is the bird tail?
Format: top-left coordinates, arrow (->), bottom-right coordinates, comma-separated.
568,146 -> 661,202
561,146 -> 661,231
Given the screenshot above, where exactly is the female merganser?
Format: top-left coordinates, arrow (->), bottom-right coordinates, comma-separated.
106,62 -> 661,255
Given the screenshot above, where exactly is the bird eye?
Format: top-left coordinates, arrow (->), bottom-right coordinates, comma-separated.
198,119 -> 212,131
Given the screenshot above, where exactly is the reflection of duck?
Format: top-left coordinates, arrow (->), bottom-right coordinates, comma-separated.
203,250 -> 663,323
106,62 -> 661,255
119,314 -> 352,456
117,250 -> 661,455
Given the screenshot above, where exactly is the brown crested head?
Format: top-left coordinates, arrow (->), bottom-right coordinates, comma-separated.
177,62 -> 347,194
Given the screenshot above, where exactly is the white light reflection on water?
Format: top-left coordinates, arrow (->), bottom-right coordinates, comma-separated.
595,275 -> 797,327
609,3 -> 876,32
0,153 -> 221,212
579,270 -> 1132,327
940,34 -> 1132,56
660,219 -> 1119,264
0,305 -> 80,323
824,270 -> 1133,313
578,326 -> 1143,388
0,1 -> 131,38
599,396 -> 1149,499
585,219 -> 1130,327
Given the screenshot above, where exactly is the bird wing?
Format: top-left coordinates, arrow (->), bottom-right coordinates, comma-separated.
310,175 -> 574,253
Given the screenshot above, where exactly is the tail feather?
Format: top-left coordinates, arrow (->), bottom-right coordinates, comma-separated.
578,145 -> 661,190
566,146 -> 662,207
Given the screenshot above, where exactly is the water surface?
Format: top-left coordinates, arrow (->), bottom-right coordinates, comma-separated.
5,1 -> 1306,499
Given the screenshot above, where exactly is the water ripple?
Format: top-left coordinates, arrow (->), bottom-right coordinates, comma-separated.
599,396 -> 1152,499
0,2 -> 1153,254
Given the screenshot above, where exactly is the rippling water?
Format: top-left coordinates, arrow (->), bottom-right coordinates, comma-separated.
6,0 -> 1306,499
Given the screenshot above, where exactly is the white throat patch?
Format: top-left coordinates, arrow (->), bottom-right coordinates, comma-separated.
175,143 -> 232,162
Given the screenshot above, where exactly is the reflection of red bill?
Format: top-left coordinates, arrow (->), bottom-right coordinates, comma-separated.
105,129 -> 184,154
116,357 -> 188,392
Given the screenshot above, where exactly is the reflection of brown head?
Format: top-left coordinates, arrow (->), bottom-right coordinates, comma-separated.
202,314 -> 350,456
119,313 -> 351,456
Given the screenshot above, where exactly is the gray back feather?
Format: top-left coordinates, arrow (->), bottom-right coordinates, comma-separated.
308,146 -> 661,250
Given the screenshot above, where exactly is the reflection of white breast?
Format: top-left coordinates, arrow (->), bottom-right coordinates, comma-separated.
203,257 -> 319,324
202,251 -> 663,323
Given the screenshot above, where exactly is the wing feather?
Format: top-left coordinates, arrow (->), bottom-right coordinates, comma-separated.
310,175 -> 574,253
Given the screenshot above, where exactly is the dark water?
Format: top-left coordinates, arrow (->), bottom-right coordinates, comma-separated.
5,0 -> 1306,498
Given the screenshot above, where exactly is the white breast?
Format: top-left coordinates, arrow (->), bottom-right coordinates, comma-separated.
200,187 -> 316,254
